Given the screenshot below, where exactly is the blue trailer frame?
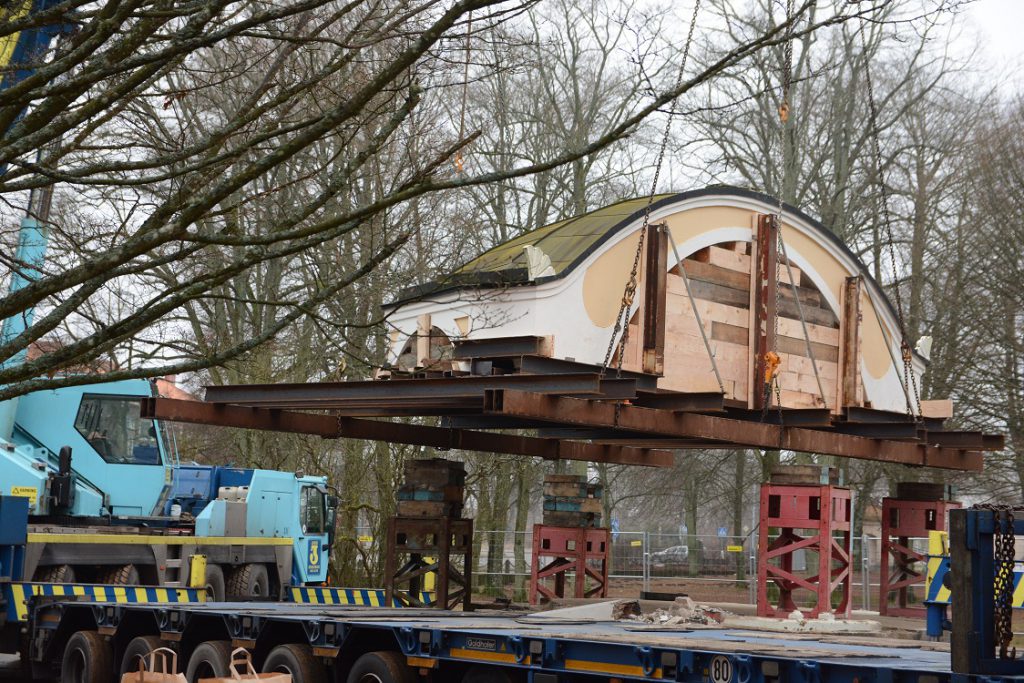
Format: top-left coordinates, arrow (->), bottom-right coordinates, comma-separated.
22,599 -> 1024,683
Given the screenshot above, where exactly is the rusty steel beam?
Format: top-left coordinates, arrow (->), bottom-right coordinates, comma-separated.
451,335 -> 551,359
839,276 -> 863,408
633,391 -> 725,412
143,397 -> 672,467
141,397 -> 338,436
725,407 -> 832,427
203,373 -> 619,406
642,224 -> 668,376
752,213 -> 778,411
484,390 -> 984,471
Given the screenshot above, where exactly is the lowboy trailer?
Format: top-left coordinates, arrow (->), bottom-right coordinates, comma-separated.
21,600 -> 1021,683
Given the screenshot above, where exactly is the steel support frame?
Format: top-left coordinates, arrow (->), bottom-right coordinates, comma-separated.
141,397 -> 673,467
879,496 -> 960,617
486,390 -> 984,471
757,483 -> 852,618
529,524 -> 609,605
950,507 -> 1024,676
384,516 -> 473,611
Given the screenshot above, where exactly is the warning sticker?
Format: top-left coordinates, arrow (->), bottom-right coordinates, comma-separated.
11,486 -> 37,505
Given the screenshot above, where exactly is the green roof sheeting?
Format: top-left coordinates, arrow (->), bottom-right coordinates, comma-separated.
455,195 -> 675,278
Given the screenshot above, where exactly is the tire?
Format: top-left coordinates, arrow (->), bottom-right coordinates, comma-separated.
98,564 -> 141,585
36,564 -> 76,583
226,563 -> 269,598
204,564 -> 226,602
262,644 -> 327,683
119,635 -> 166,677
346,651 -> 416,683
185,641 -> 234,683
61,631 -> 113,683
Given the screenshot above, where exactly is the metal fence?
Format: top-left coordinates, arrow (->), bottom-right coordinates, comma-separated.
349,526 -> 933,610
471,530 -> 931,609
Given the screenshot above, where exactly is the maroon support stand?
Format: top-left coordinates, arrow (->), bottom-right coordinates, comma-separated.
757,482 -> 852,618
529,525 -> 609,605
879,492 -> 960,617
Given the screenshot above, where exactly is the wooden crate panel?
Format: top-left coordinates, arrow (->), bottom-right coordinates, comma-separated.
693,245 -> 752,273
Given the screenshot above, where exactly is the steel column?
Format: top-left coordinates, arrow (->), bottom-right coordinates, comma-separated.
752,214 -> 778,411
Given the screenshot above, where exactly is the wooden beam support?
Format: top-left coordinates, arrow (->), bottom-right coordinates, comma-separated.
752,214 -> 778,410
642,223 -> 668,375
838,276 -> 863,409
484,390 -> 984,471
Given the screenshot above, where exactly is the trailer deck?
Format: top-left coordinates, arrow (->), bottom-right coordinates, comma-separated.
27,600 -> 1012,682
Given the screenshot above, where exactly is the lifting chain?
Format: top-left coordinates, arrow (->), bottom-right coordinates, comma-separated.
762,0 -> 795,446
974,503 -> 1021,659
601,0 -> 701,380
862,31 -> 923,420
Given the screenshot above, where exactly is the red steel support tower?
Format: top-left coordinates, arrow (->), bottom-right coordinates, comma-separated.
529,525 -> 609,604
879,482 -> 960,617
757,477 -> 852,618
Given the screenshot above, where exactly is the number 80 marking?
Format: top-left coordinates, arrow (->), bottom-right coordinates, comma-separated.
709,655 -> 733,683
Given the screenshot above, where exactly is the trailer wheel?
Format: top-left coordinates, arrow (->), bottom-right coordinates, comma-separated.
262,644 -> 327,683
346,651 -> 415,683
61,631 -> 113,683
36,564 -> 76,583
120,635 -> 166,676
185,641 -> 234,682
99,564 -> 141,585
226,563 -> 269,598
204,564 -> 226,602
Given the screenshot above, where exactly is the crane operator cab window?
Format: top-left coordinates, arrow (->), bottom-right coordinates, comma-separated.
74,394 -> 162,465
300,485 -> 326,535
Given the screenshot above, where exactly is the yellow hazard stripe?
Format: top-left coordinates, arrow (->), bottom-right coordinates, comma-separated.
566,659 -> 662,678
7,583 -> 205,621
27,533 -> 292,546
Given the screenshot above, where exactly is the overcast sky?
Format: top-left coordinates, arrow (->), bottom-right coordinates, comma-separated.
963,0 -> 1024,89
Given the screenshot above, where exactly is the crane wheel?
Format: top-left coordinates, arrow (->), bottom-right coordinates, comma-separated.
98,564 -> 140,585
36,564 -> 76,583
204,564 -> 226,602
61,631 -> 113,683
262,643 -> 327,683
185,641 -> 233,682
120,635 -> 166,677
346,651 -> 416,683
226,563 -> 269,598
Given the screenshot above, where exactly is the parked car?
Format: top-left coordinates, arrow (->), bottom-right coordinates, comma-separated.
650,545 -> 690,567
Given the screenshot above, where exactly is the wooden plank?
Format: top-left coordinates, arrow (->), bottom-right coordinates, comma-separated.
779,353 -> 838,381
693,245 -> 752,273
777,334 -> 839,363
921,399 -> 954,419
678,258 -> 750,291
686,278 -> 751,309
777,317 -> 841,346
777,296 -> 838,327
710,321 -> 838,363
416,314 -> 432,368
710,321 -> 748,346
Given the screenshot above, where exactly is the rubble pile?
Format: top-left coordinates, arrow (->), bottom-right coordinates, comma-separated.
613,597 -> 729,626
